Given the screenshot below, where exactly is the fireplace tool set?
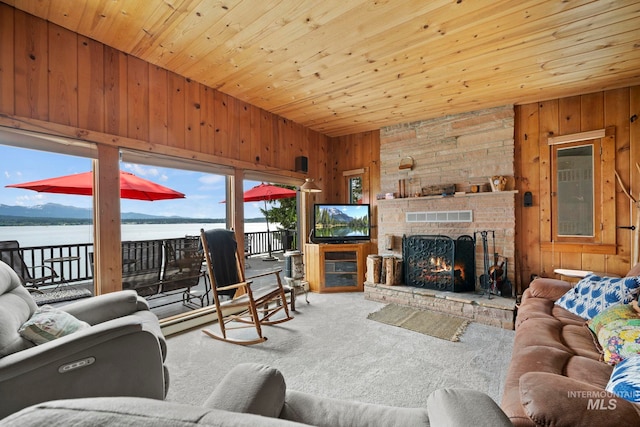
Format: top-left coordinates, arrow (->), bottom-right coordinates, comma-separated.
475,230 -> 511,299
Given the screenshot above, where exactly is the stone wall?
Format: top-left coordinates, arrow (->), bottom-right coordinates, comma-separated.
377,105 -> 516,290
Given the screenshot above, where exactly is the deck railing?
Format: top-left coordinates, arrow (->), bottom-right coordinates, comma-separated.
1,230 -> 296,286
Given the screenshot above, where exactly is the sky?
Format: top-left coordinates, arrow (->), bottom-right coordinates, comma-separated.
0,144 -> 280,220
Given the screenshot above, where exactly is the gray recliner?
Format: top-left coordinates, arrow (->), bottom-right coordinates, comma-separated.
0,260 -> 168,419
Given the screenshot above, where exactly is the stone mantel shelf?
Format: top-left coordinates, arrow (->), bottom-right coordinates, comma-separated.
378,190 -> 518,203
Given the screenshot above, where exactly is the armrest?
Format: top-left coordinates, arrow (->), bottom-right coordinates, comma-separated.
204,363 -> 286,418
0,311 -> 166,418
62,290 -> 149,324
217,280 -> 253,292
527,277 -> 573,301
519,372 -> 640,427
0,312 -> 162,381
427,388 -> 512,427
246,269 -> 283,281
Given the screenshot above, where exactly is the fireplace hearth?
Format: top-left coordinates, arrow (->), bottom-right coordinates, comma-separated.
402,235 -> 475,292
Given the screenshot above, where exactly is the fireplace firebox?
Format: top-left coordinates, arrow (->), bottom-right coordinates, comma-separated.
402,235 -> 475,292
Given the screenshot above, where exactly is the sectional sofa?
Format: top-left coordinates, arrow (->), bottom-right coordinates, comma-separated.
502,264 -> 640,426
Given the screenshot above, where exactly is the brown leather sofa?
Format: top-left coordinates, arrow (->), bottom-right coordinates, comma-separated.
501,264 -> 640,426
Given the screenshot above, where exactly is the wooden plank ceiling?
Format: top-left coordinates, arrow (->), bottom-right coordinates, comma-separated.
4,0 -> 640,137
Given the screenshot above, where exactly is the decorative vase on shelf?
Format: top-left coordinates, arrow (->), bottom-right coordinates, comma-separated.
490,176 -> 507,192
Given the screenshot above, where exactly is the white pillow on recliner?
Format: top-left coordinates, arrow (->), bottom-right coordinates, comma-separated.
19,305 -> 89,345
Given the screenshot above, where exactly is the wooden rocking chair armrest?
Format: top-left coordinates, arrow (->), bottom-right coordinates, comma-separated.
246,270 -> 282,281
216,280 -> 253,292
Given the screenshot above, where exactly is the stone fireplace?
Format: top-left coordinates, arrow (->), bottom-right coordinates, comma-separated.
364,105 -> 517,329
374,105 -> 516,290
402,235 -> 475,292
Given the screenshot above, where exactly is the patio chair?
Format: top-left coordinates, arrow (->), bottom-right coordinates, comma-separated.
121,240 -> 163,297
200,228 -> 293,345
162,237 -> 209,308
0,240 -> 58,291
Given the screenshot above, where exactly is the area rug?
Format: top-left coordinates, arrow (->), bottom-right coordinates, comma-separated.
367,304 -> 469,342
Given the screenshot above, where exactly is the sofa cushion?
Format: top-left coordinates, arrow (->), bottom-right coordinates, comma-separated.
515,295 -> 587,329
555,274 -> 640,320
527,277 -> 574,300
519,372 -> 640,427
18,305 -> 90,345
606,355 -> 640,403
564,355 -> 613,389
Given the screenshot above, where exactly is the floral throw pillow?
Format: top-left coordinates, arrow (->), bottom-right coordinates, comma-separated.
596,319 -> 640,365
588,303 -> 640,335
606,355 -> 640,402
555,274 -> 640,320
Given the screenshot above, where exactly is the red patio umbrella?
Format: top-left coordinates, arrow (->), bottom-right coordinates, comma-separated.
242,183 -> 296,203
223,183 -> 297,261
6,171 -> 185,201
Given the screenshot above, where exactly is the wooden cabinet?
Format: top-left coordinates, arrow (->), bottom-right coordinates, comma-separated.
305,243 -> 369,293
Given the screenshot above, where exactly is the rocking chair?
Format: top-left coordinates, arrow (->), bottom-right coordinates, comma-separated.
199,229 -> 293,345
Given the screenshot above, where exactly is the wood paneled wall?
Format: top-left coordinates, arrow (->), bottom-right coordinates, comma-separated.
0,5 -> 329,178
322,131 -> 381,246
0,5 -> 334,293
515,87 -> 640,286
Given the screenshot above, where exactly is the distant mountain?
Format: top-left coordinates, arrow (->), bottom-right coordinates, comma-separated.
320,207 -> 354,223
0,203 -> 170,220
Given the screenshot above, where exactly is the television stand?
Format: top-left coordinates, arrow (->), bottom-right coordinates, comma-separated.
305,243 -> 370,293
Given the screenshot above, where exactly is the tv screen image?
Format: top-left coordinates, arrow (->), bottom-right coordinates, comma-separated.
313,204 -> 371,243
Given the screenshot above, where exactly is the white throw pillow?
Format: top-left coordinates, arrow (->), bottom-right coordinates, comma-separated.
18,305 -> 90,345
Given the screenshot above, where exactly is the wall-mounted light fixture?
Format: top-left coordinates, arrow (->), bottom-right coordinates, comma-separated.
300,178 -> 322,193
300,178 -> 322,247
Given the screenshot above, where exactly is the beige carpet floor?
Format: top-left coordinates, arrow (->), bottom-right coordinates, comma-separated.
164,292 -> 515,410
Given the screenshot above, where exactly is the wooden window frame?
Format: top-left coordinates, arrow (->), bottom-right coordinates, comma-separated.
343,168 -> 368,204
541,127 -> 616,254
551,141 -> 600,243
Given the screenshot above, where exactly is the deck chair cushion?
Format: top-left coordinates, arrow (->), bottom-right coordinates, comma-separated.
205,363 -> 286,419
0,260 -> 37,357
202,229 -> 240,297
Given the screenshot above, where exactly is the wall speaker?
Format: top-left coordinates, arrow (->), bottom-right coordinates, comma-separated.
295,156 -> 308,173
524,191 -> 533,207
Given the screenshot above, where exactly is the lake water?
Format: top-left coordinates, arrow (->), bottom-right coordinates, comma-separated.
1,222 -> 273,247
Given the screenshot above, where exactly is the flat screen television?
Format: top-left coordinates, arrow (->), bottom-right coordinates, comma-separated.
312,203 -> 371,243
